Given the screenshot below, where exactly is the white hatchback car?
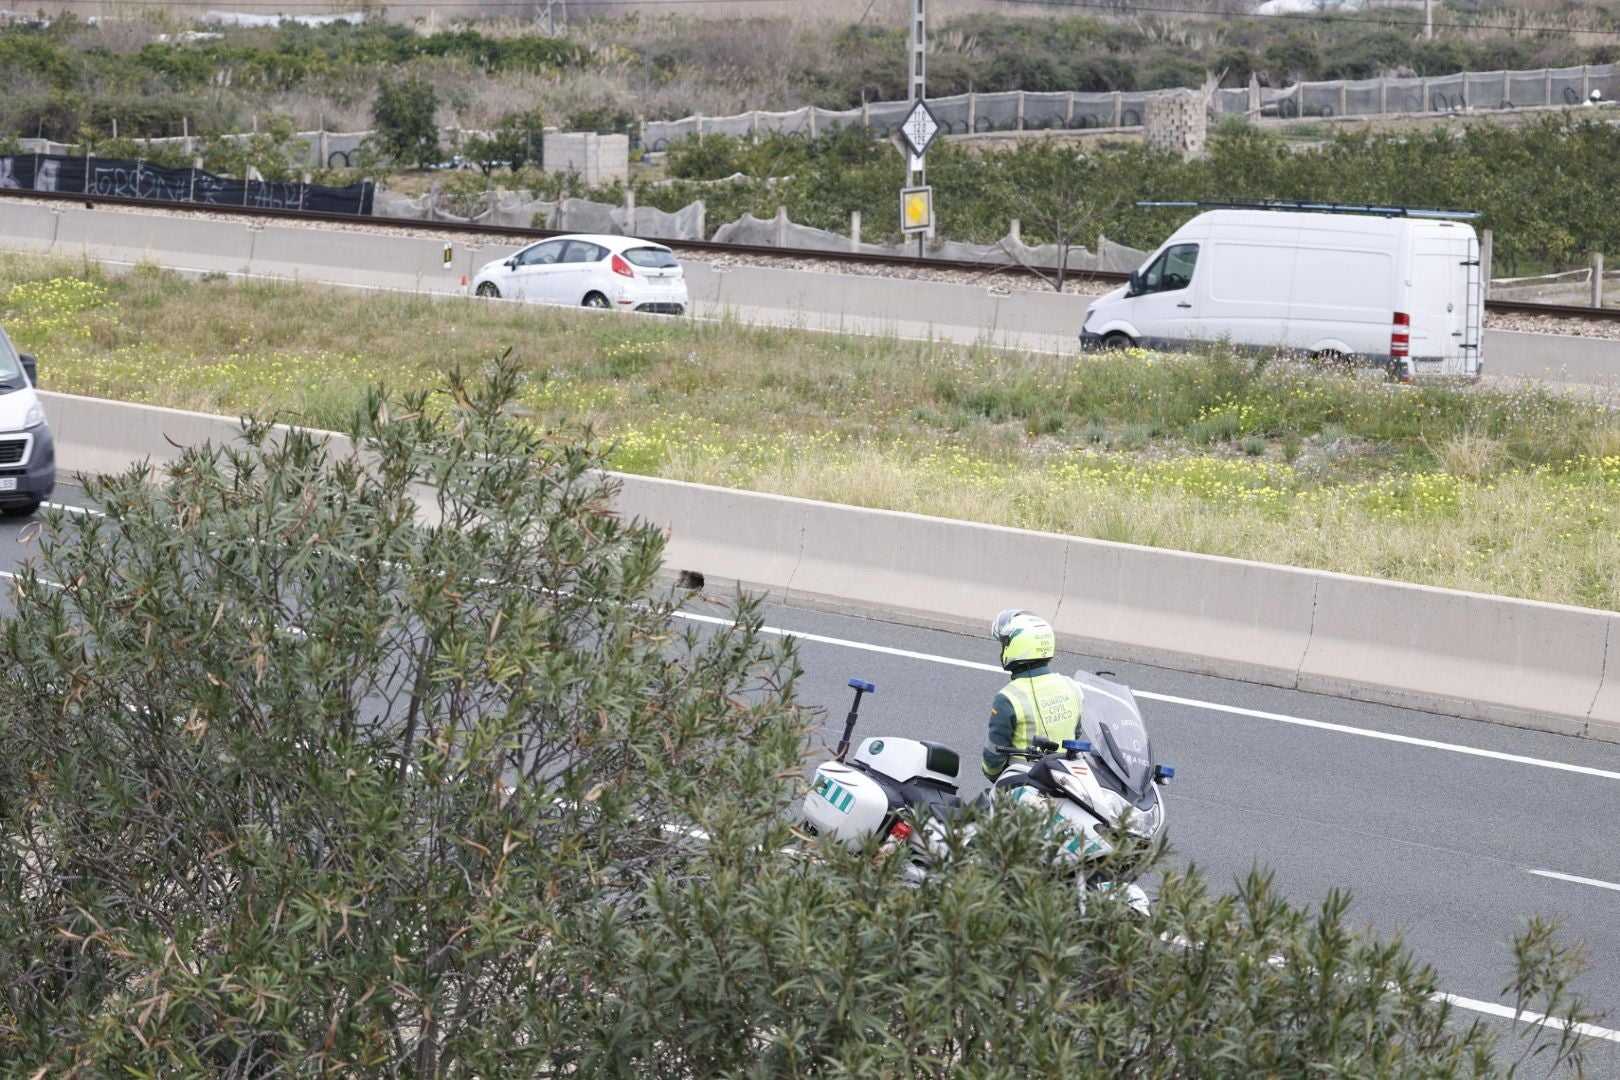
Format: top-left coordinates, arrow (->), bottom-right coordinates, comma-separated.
471,233 -> 687,315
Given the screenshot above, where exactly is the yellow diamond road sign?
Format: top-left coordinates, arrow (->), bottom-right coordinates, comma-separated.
901,185 -> 932,235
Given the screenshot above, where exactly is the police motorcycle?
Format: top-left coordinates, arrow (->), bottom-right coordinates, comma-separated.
989,669 -> 1174,915
799,679 -> 965,883
799,674 -> 1174,907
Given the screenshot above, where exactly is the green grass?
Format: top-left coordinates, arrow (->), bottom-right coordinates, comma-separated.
6,255 -> 1620,610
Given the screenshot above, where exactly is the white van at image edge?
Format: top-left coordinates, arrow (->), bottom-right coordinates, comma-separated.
0,323 -> 56,517
1080,209 -> 1484,379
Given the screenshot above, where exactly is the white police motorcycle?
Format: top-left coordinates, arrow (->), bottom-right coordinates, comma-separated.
801,673 -> 1173,909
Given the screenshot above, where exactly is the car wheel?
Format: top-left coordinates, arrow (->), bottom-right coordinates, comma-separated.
2,500 -> 41,517
476,282 -> 500,298
1101,332 -> 1133,351
582,292 -> 611,310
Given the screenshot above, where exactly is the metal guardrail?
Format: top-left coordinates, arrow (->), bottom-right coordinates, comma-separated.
5,187 -> 1618,323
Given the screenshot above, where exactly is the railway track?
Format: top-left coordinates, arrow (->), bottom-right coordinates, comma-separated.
5,188 -> 1619,323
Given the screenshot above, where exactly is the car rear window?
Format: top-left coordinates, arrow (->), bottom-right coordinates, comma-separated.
622,247 -> 678,269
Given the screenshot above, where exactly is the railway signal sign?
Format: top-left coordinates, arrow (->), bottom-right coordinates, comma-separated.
900,99 -> 941,159
900,185 -> 933,235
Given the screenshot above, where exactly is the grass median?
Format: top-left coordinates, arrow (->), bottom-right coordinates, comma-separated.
6,255 -> 1620,611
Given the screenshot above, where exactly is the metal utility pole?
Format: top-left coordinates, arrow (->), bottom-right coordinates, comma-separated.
1424,0 -> 1433,40
909,0 -> 926,258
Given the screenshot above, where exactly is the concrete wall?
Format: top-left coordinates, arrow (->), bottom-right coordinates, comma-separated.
35,391 -> 1620,743
541,132 -> 630,187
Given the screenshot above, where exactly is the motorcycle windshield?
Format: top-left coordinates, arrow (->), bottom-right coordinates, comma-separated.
1072,670 -> 1153,799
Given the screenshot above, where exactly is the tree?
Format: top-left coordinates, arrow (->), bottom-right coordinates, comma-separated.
461,108 -> 545,175
0,359 -> 1597,1074
372,74 -> 441,169
990,140 -> 1122,292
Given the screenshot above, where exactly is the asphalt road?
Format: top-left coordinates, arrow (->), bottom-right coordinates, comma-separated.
5,484 -> 1618,1071
676,593 -> 1620,1070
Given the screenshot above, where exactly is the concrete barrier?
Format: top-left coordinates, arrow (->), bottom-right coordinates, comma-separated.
1485,328 -> 1620,385
0,201 -> 60,252
35,390 -> 1618,742
614,472 -> 809,600
1054,540 -> 1319,688
1593,629 -> 1620,741
52,209 -> 255,273
788,501 -> 1069,627
1299,573 -> 1615,737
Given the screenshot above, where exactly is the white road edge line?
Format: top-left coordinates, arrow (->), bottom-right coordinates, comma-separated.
1529,869 -> 1620,893
1433,993 -> 1620,1044
672,611 -> 1620,783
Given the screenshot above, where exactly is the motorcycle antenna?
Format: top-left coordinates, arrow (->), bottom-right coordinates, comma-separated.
835,679 -> 876,761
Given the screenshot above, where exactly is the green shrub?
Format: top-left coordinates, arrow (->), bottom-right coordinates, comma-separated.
372,74 -> 440,169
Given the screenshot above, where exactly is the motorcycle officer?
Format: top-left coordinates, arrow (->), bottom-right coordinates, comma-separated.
982,609 -> 1084,781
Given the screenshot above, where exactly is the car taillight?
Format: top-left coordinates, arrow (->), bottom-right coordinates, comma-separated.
610,253 -> 635,278
1390,311 -> 1410,358
887,820 -> 913,842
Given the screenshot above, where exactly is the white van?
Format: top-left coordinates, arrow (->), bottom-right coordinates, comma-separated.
0,322 -> 56,516
1080,208 -> 1484,378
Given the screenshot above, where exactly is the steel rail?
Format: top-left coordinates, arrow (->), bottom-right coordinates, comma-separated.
6,188 -> 1619,322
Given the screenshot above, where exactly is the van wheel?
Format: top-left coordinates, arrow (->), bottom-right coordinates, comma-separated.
1312,349 -> 1350,370
582,292 -> 611,310
1101,332 -> 1133,351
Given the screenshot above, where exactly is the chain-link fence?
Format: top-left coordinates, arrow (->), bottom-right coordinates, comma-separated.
643,62 -> 1620,148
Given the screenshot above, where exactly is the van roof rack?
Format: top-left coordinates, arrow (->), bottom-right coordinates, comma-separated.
1136,199 -> 1481,220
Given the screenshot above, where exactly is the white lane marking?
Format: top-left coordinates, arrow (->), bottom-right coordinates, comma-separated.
1529,869 -> 1620,893
44,501 -> 102,516
1434,992 -> 1620,1044
673,611 -> 1620,782
1139,690 -> 1620,782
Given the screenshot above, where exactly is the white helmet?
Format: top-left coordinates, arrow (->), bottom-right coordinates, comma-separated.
990,609 -> 1056,670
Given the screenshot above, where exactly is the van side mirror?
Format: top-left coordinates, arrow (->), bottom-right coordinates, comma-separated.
1126,270 -> 1142,296
19,353 -> 36,386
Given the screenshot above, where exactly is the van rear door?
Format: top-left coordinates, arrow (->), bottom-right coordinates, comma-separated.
1409,225 -> 1480,377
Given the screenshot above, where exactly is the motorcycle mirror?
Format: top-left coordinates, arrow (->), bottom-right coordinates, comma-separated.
1062,739 -> 1092,753
1154,764 -> 1176,782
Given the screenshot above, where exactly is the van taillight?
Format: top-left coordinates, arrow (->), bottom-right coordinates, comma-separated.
1390,312 -> 1410,358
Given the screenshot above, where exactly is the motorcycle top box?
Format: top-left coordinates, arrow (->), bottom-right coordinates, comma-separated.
805,759 -> 892,843
807,735 -> 962,844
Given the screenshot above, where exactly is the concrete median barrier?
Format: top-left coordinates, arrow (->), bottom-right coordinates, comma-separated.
1054,540 -> 1319,687
0,202 -> 61,252
1591,625 -> 1620,741
1298,573 -> 1614,736
787,503 -> 1067,628
613,473 -> 808,598
1485,329 -> 1620,384
53,209 -> 255,273
30,377 -> 1620,743
248,226 -> 461,292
